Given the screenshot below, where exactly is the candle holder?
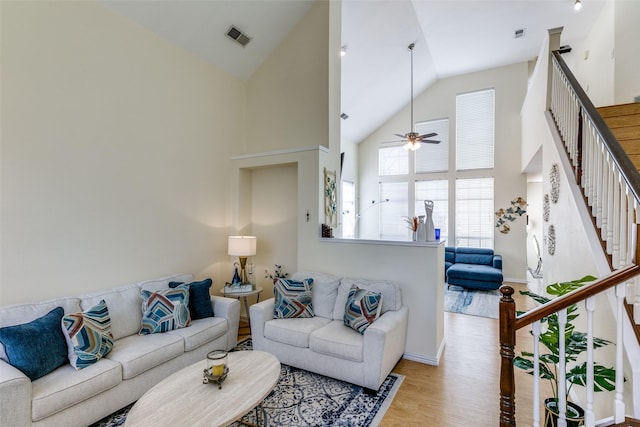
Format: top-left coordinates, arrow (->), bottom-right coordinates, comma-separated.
203,350 -> 228,389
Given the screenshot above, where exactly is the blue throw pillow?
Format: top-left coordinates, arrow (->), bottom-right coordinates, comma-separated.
169,278 -> 214,320
273,278 -> 314,319
0,307 -> 69,380
343,286 -> 382,334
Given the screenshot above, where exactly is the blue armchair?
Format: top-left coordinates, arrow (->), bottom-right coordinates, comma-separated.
445,247 -> 503,291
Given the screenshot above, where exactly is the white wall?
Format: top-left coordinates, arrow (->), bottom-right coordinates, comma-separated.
0,1 -> 244,304
570,0 -> 615,107
300,239 -> 446,364
526,180 -> 543,271
244,1 -> 332,154
614,0 -> 640,104
358,62 -> 529,282
250,164 -> 298,301
570,0 -> 640,107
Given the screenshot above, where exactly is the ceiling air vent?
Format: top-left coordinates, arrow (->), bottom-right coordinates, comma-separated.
514,28 -> 526,39
226,26 -> 251,47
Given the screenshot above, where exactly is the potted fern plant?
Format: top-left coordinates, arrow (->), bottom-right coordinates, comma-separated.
513,275 -> 618,427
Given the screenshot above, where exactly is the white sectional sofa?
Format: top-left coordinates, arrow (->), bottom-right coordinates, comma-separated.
0,273 -> 240,427
250,271 -> 409,391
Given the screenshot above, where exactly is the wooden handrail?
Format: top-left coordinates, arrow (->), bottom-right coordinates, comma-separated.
499,266 -> 640,426
514,263 -> 640,331
551,51 -> 640,202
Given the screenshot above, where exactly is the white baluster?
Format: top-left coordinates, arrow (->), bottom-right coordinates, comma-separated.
585,296 -> 595,427
558,308 -> 568,427
617,186 -> 628,269
533,321 -> 541,427
607,164 -> 617,255
596,144 -> 605,227
615,283 -> 626,423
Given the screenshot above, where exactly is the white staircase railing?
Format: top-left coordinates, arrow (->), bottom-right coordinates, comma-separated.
550,52 -> 640,328
499,28 -> 640,427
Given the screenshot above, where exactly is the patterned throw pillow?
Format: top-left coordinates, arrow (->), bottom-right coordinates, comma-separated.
273,278 -> 314,319
0,307 -> 69,380
343,286 -> 382,334
139,284 -> 191,335
62,300 -> 114,369
168,278 -> 214,320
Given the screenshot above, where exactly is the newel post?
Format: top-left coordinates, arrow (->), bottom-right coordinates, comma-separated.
499,286 -> 517,426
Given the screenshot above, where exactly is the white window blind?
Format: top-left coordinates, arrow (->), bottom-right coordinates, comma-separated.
416,179 -> 448,242
455,177 -> 494,248
379,182 -> 408,240
341,181 -> 356,238
379,146 -> 408,176
415,119 -> 449,173
456,89 -> 495,171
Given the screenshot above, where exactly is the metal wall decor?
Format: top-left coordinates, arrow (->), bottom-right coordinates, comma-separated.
550,163 -> 560,203
324,168 -> 338,228
495,197 -> 527,234
543,194 -> 550,222
547,225 -> 556,256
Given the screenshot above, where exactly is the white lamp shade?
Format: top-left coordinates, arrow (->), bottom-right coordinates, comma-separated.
228,236 -> 257,257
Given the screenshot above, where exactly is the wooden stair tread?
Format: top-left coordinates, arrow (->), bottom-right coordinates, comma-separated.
618,139 -> 640,153
610,126 -> 640,141
598,102 -> 640,117
602,113 -> 640,129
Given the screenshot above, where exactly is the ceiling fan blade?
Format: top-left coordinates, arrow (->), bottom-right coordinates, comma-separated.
393,133 -> 408,139
418,132 -> 438,139
422,139 -> 441,144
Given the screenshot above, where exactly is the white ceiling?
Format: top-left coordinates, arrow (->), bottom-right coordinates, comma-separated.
98,0 -> 606,144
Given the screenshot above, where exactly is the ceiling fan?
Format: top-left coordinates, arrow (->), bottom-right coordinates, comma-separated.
394,43 -> 440,151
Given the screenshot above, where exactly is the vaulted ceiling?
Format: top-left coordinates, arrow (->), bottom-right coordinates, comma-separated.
99,0 -> 606,144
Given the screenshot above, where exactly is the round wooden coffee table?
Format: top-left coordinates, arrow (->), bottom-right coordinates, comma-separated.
125,350 -> 280,427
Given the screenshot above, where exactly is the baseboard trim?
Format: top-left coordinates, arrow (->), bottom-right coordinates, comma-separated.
402,338 -> 446,366
504,277 -> 527,284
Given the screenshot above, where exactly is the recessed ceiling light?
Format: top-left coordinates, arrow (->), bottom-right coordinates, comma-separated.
340,46 -> 347,57
574,0 -> 583,11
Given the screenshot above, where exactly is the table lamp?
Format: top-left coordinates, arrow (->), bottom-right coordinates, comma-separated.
228,236 -> 256,284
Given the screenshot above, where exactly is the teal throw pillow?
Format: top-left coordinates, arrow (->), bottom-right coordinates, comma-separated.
0,307 -> 68,380
139,284 -> 191,335
343,286 -> 382,334
62,300 -> 114,370
169,278 -> 214,320
273,278 -> 314,319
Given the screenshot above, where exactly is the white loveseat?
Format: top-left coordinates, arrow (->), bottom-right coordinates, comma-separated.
0,273 -> 240,427
250,271 -> 409,391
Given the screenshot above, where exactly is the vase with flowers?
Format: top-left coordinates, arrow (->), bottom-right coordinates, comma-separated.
403,216 -> 419,241
264,264 -> 288,285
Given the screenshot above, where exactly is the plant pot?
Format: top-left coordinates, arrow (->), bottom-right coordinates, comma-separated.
543,398 -> 584,427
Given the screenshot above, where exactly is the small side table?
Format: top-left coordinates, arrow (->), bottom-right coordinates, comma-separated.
220,287 -> 263,325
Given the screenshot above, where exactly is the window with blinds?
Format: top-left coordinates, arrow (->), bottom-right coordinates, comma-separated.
379,182 -> 408,240
342,181 -> 356,238
415,119 -> 449,173
455,177 -> 494,248
416,179 -> 448,242
456,89 -> 495,171
379,145 -> 408,176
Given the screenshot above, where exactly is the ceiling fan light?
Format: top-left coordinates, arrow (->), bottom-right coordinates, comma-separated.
411,141 -> 421,151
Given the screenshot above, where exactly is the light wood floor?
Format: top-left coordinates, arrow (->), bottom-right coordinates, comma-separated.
239,282 -> 543,426
380,282 -> 547,426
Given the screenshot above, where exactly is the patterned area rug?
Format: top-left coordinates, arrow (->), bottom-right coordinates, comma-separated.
444,285 -> 500,319
90,338 -> 404,427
